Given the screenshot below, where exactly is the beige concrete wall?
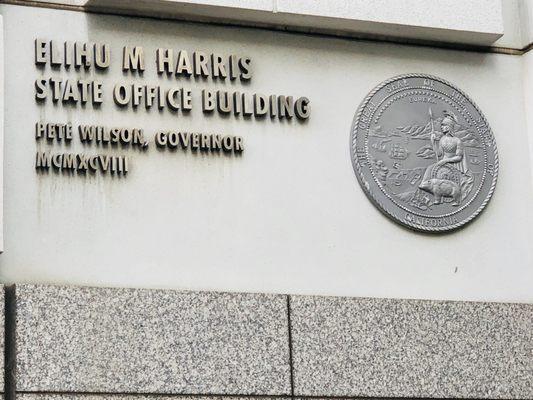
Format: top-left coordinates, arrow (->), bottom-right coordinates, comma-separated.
0,4 -> 531,302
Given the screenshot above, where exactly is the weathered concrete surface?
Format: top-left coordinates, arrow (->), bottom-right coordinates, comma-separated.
0,4 -> 532,303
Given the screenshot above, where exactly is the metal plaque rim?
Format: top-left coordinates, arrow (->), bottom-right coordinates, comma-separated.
350,73 -> 499,233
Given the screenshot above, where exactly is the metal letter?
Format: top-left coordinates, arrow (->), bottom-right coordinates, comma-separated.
222,136 -> 234,151
217,91 -> 232,113
113,84 -> 130,106
51,154 -> 62,169
47,123 -> 56,140
49,77 -> 62,102
74,42 -> 91,68
89,156 -> 99,171
167,88 -> 181,110
176,50 -> 193,76
123,46 -> 145,72
35,79 -> 47,100
156,48 -> 173,74
64,41 -> 73,67
94,43 -> 110,69
239,57 -> 252,80
193,51 -> 209,77
50,40 -> 62,66
191,133 -> 200,149
201,134 -> 210,150
35,122 -> 45,139
211,54 -> 227,79
202,89 -> 215,112
35,39 -> 47,65
78,80 -> 90,103
295,97 -> 310,119
229,55 -> 239,80
36,152 -> 50,168
269,95 -> 278,118
242,93 -> 253,116
62,153 -> 76,169
182,89 -> 192,111
254,93 -> 268,116
65,123 -> 73,140
278,95 -> 294,118
92,81 -> 103,104
168,132 -> 179,148
132,84 -> 143,107
211,134 -> 222,150
155,132 -> 167,148
62,80 -> 79,103
233,92 -> 242,115
235,136 -> 244,152
99,155 -> 110,172
145,85 -> 157,108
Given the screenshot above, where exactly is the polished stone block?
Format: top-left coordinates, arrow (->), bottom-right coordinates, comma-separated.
290,295 -> 533,399
15,284 -> 291,395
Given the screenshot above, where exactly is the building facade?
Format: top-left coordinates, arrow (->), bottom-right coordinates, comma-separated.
0,1 -> 531,400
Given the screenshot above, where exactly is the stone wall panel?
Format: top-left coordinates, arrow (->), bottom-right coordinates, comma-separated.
15,284 -> 291,395
290,295 -> 533,399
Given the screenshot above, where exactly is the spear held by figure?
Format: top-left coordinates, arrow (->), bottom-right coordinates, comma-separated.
429,107 -> 439,161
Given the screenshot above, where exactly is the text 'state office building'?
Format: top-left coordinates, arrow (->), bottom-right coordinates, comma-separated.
0,1 -> 531,400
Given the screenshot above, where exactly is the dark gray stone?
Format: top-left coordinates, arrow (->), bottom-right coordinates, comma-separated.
16,394 -> 288,400
290,295 -> 533,399
0,285 -> 4,393
15,284 -> 291,395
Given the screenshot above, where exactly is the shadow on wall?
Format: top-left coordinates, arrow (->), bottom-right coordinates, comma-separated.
82,2 -> 494,73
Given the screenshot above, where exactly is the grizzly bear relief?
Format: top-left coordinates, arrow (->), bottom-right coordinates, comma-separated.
419,178 -> 461,206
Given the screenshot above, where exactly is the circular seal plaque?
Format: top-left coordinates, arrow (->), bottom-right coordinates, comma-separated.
350,74 -> 498,232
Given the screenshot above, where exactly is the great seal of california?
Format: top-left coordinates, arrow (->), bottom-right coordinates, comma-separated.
350,74 -> 498,232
